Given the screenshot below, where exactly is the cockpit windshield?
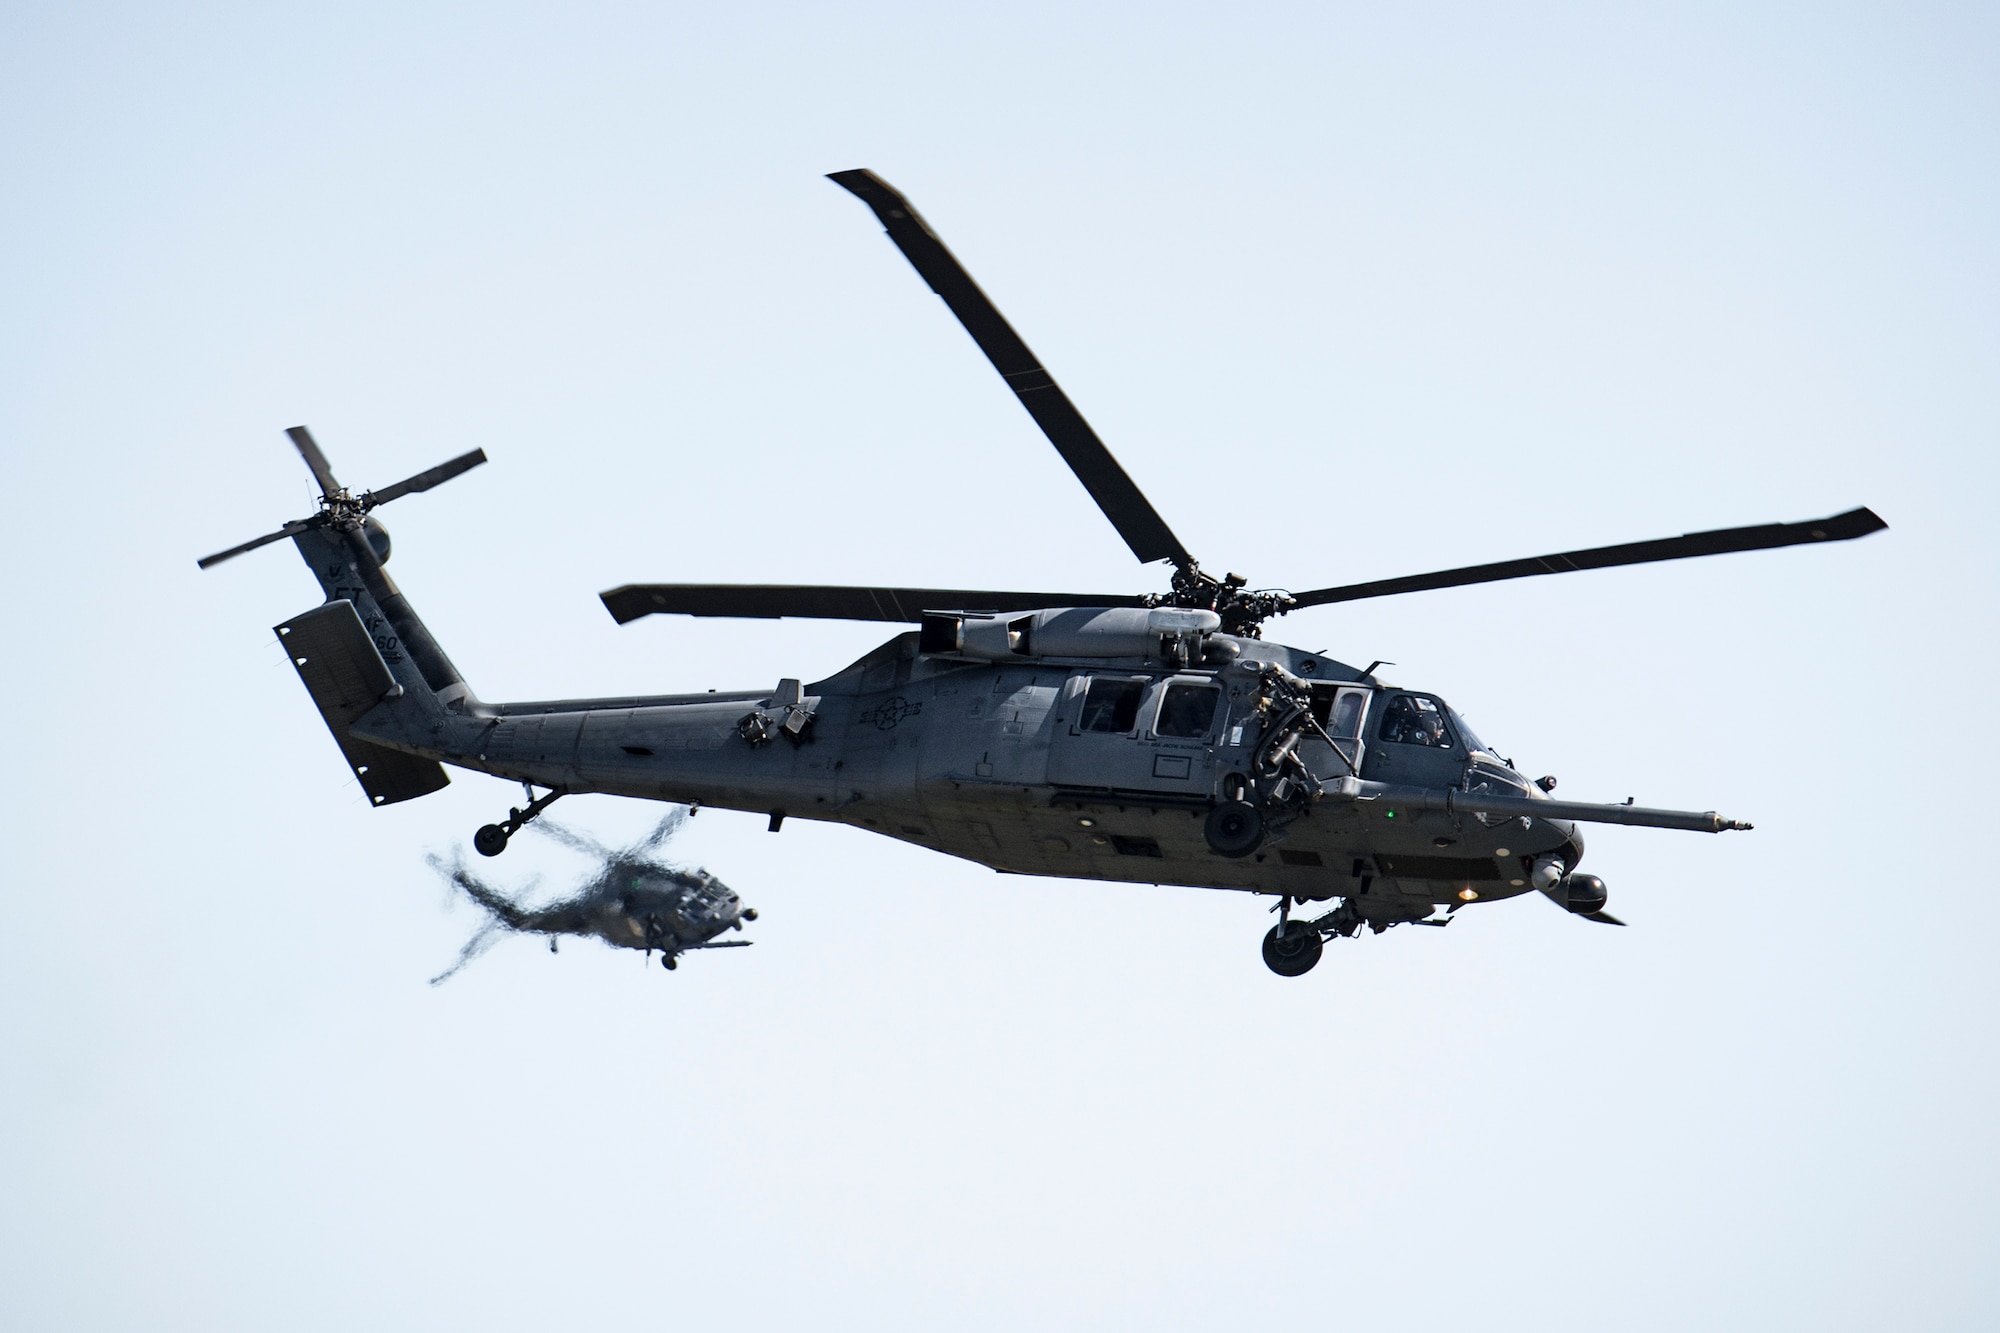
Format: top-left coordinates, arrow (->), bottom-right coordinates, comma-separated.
1378,694 -> 1455,749
1449,709 -> 1488,755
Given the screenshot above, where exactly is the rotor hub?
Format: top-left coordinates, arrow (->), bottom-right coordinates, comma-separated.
1151,562 -> 1296,637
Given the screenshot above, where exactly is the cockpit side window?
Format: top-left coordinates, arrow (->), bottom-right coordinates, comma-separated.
1378,694 -> 1455,748
1155,681 -> 1221,739
1079,677 -> 1146,733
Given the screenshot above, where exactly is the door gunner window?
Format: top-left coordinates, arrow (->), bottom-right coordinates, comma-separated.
1156,682 -> 1221,738
1078,678 -> 1146,733
1330,691 -> 1365,739
1378,694 -> 1454,748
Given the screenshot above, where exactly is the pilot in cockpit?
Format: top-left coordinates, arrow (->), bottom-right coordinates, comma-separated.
1381,694 -> 1453,748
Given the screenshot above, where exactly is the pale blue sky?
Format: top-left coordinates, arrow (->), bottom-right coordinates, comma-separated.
3,4 -> 1995,1329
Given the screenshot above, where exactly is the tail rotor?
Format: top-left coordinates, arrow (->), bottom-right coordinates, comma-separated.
196,426 -> 486,570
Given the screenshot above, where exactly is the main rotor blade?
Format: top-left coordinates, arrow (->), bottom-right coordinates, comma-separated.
1285,507 -> 1888,610
364,448 -> 488,508
828,169 -> 1193,571
527,818 -> 616,861
601,583 -> 1148,625
287,426 -> 341,497
196,518 -> 316,570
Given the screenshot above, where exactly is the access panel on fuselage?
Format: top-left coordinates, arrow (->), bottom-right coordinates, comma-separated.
920,666 -> 1063,787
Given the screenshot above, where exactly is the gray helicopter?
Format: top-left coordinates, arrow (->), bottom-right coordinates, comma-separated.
427,809 -> 753,980
199,168 -> 1887,977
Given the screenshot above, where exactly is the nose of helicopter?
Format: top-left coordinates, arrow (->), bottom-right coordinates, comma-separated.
686,875 -> 753,932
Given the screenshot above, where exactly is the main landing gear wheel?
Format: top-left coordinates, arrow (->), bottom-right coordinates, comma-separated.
1205,801 -> 1265,858
1262,922 -> 1323,977
661,954 -> 678,971
473,824 -> 510,858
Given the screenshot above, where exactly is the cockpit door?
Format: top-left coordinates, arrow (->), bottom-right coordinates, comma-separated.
1362,692 -> 1468,788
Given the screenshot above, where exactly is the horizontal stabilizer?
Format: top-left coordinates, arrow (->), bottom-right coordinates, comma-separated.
276,601 -> 448,806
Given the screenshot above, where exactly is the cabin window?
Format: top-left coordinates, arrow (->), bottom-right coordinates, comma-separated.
1378,694 -> 1455,748
1155,682 -> 1221,739
1330,691 -> 1365,740
1078,678 -> 1146,733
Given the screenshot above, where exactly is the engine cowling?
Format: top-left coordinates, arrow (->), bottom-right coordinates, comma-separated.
927,606 -> 1221,661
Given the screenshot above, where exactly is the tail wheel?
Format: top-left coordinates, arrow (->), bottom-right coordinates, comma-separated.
473,824 -> 509,857
1262,922 -> 1323,977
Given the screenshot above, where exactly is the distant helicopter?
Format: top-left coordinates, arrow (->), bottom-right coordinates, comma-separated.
200,169 -> 1886,977
428,809 -> 753,979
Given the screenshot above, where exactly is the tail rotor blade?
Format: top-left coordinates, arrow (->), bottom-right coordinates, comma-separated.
365,449 -> 488,508
287,426 -> 342,497
196,518 -> 315,570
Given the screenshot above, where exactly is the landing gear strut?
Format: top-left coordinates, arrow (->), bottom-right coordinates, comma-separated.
474,785 -> 564,857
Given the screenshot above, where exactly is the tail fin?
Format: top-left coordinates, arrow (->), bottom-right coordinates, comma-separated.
276,599 -> 450,806
201,426 -> 487,806
288,520 -> 474,710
